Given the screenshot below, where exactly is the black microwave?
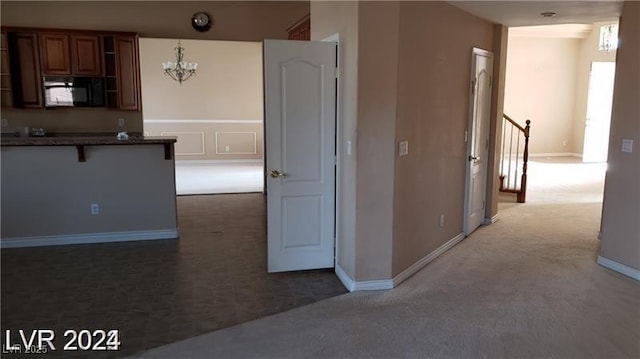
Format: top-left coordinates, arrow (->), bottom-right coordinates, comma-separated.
43,76 -> 106,108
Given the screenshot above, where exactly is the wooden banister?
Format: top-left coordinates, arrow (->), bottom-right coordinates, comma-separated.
503,114 -> 526,132
500,116 -> 531,203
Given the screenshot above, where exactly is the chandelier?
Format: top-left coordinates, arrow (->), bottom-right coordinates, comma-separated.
162,41 -> 197,84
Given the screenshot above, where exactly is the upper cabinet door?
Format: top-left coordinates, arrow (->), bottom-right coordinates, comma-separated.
1,31 -> 13,107
115,35 -> 139,110
40,33 -> 71,75
71,35 -> 102,76
12,32 -> 43,108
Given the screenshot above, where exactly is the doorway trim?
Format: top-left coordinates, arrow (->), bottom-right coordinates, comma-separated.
321,32 -> 342,275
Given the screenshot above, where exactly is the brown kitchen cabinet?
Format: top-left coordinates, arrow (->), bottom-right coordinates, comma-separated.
1,31 -> 13,107
9,32 -> 43,108
40,32 -> 102,76
39,32 -> 71,75
103,34 -> 140,110
71,35 -> 102,76
287,14 -> 310,41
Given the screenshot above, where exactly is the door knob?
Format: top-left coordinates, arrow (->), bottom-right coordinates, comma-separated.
469,155 -> 480,161
270,169 -> 287,178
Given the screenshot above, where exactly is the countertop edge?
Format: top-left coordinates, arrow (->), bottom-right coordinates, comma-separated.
1,136 -> 177,147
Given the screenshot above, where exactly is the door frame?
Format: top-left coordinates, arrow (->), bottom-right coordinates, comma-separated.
321,32 -> 341,270
463,47 -> 493,236
263,36 -> 341,271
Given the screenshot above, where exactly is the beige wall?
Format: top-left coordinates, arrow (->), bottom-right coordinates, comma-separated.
0,1 -> 309,42
316,1 -> 498,282
355,1 -> 399,281
310,1 -> 359,279
392,1 -> 495,276
599,1 -> 640,271
1,108 -> 143,134
140,39 -> 262,120
572,21 -> 618,155
139,38 -> 263,161
1,144 -> 177,238
504,36 -> 582,155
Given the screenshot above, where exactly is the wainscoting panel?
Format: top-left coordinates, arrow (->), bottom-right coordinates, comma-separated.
145,119 -> 263,161
160,131 -> 206,155
215,132 -> 257,155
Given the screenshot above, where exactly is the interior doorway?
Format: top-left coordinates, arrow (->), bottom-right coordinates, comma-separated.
464,48 -> 494,236
582,61 -> 616,163
138,38 -> 265,195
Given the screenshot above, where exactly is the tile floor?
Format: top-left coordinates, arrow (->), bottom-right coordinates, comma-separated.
1,194 -> 347,358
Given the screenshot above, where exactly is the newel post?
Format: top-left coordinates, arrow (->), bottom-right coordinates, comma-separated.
518,119 -> 531,203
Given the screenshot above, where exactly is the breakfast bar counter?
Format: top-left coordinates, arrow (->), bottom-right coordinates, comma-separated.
1,135 -> 179,248
1,135 -> 176,146
1,135 -> 177,162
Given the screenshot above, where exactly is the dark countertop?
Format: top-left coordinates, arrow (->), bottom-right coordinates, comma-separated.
1,135 -> 177,147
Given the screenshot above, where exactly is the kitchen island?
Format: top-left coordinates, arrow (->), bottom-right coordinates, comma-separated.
1,135 -> 179,248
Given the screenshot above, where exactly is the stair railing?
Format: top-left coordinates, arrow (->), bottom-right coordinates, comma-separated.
499,115 -> 531,203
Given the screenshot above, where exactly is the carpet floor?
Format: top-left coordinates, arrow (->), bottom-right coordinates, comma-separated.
132,157 -> 640,359
175,162 -> 263,195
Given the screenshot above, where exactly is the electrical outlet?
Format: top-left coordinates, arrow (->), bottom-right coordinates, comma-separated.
439,214 -> 445,227
118,118 -> 125,127
1,118 -> 7,127
225,145 -> 230,152
91,203 -> 100,215
399,140 -> 409,156
622,139 -> 633,153
562,140 -> 567,147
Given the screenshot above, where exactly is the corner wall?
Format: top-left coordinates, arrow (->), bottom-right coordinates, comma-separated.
599,1 -> 640,275
310,1 -> 359,280
355,1 -> 399,281
486,24 -> 509,222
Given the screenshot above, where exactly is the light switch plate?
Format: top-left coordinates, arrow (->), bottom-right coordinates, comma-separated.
622,139 -> 633,153
399,140 -> 409,156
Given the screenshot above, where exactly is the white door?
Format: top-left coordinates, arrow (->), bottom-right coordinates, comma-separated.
583,62 -> 615,163
264,40 -> 336,273
464,48 -> 493,236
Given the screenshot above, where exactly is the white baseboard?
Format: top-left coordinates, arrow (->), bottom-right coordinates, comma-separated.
597,256 -> 640,281
335,264 -> 355,291
483,214 -> 500,225
354,278 -> 394,291
337,232 -> 467,291
335,264 -> 394,292
1,229 -> 179,248
392,232 -> 466,287
530,152 -> 582,158
175,159 -> 263,165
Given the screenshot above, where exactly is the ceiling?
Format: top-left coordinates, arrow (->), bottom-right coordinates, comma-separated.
447,1 -> 623,27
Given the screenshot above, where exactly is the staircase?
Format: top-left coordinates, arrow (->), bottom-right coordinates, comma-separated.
499,115 -> 531,203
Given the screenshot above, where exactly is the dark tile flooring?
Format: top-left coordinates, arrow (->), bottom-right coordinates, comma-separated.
1,194 -> 347,358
